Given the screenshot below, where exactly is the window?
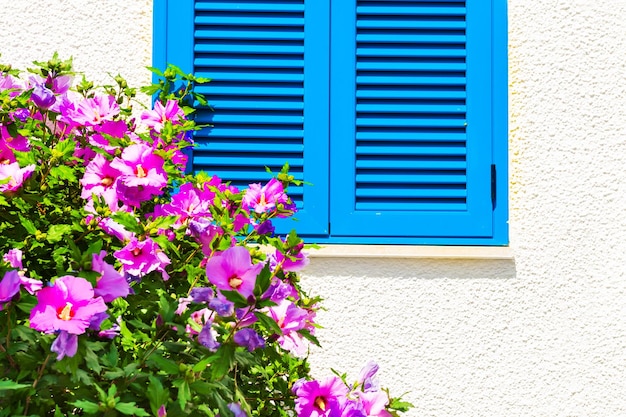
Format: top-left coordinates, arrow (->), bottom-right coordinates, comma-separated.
153,0 -> 508,245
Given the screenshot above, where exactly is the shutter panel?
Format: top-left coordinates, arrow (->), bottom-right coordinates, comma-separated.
192,0 -> 330,235
330,0 -> 495,239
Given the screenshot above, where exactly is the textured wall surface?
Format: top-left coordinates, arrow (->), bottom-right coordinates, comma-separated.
0,0 -> 153,98
3,0 -> 626,416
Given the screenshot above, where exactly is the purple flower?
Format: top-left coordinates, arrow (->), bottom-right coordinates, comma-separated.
227,402 -> 248,417
158,405 -> 167,417
293,376 -> 349,417
50,330 -> 79,360
29,276 -> 107,335
198,322 -> 220,351
263,278 -> 298,303
0,162 -> 35,192
208,294 -> 234,317
242,178 -> 288,214
92,251 -> 130,302
0,270 -> 22,310
357,361 -> 380,392
190,287 -> 214,303
31,83 -> 56,109
234,328 -> 265,352
206,246 -> 263,299
255,220 -> 275,236
114,237 -> 170,280
355,391 -> 392,417
189,218 -> 223,256
3,248 -> 23,269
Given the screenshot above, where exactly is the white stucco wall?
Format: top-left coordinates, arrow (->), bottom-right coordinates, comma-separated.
2,1 -> 626,416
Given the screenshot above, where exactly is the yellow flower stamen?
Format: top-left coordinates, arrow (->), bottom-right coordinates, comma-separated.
58,302 -> 73,321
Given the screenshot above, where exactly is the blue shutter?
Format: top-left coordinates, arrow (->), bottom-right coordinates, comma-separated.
154,0 -> 508,245
329,0 -> 501,242
190,0 -> 330,235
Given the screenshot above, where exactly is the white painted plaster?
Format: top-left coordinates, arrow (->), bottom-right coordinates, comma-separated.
2,1 -> 626,415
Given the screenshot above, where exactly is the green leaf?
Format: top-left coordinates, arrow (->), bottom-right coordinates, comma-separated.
298,328 -> 321,347
149,354 -> 180,376
177,379 -> 192,411
84,345 -> 102,374
191,353 -> 220,373
146,66 -> 165,77
145,215 -> 178,234
18,214 -> 37,234
110,211 -> 143,234
47,224 -> 72,243
254,263 -> 272,298
54,138 -> 76,157
211,343 -> 235,380
254,311 -> 282,335
147,375 -> 169,416
220,290 -> 249,308
50,165 -> 77,182
115,402 -> 150,416
69,400 -> 101,415
0,380 -> 31,391
389,398 -> 414,412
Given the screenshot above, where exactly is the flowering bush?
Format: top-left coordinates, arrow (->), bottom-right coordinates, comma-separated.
0,55 -> 412,417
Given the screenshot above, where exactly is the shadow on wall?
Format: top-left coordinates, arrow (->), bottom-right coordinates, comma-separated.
304,257 -> 517,281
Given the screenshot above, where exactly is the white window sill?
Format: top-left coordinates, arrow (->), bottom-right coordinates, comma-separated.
306,245 -> 513,260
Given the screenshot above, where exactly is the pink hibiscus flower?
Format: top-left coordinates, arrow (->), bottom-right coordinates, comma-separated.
140,100 -> 185,132
0,162 -> 35,192
110,142 -> 167,207
242,178 -> 289,214
114,237 -> 170,280
205,246 -> 263,299
293,376 -> 350,417
29,275 -> 107,335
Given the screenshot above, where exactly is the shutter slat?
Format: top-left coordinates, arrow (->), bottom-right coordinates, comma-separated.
357,19 -> 466,29
357,103 -> 466,113
196,141 -> 304,153
196,2 -> 305,12
357,173 -> 467,184
196,29 -> 304,41
194,155 -> 304,167
200,113 -> 303,125
204,127 -> 304,139
195,43 -> 304,54
196,70 -> 304,82
357,61 -> 466,71
357,33 -> 466,44
356,145 -> 466,156
356,89 -> 466,100
195,16 -> 304,26
356,117 -> 465,128
356,201 -> 466,211
356,188 -> 467,198
356,6 -> 466,16
357,75 -> 466,85
356,131 -> 466,141
197,85 -> 304,96
209,99 -> 304,110
355,160 -> 466,170
357,47 -> 466,58
195,57 -> 304,68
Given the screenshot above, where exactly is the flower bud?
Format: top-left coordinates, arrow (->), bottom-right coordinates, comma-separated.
31,84 -> 55,109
